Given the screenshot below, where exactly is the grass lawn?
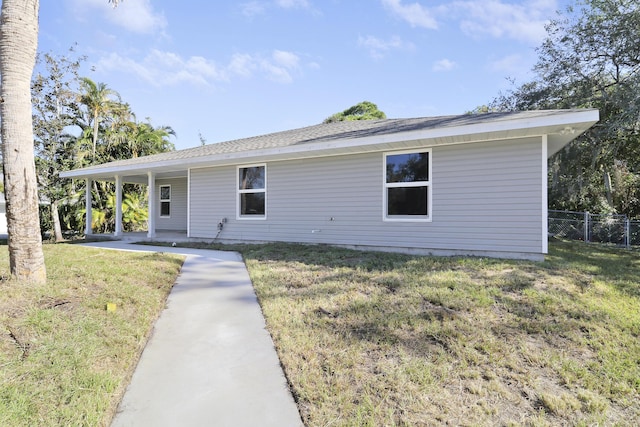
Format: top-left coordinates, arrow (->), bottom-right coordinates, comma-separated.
1,240 -> 638,426
0,244 -> 184,427
231,240 -> 639,426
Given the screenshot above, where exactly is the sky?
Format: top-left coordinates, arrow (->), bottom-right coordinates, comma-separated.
38,0 -> 570,151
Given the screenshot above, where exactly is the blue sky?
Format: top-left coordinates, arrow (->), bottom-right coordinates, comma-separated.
38,0 -> 568,150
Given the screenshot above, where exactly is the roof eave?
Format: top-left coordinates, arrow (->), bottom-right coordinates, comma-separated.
60,109 -> 599,180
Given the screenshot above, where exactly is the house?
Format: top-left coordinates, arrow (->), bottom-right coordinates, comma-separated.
60,109 -> 599,260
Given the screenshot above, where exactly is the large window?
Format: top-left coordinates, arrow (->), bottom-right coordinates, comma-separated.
384,150 -> 431,221
238,165 -> 266,219
159,185 -> 171,218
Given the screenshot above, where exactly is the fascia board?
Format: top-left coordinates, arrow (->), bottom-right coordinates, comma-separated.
60,109 -> 599,179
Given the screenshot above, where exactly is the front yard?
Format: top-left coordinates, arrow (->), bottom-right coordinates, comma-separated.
240,241 -> 640,426
0,244 -> 184,426
1,240 -> 638,426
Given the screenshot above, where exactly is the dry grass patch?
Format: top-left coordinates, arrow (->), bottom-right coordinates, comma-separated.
232,241 -> 640,426
0,244 -> 183,426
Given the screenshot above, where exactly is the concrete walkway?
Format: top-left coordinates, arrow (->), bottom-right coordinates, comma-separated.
80,241 -> 303,427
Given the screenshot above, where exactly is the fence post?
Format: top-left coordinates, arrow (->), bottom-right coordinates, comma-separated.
584,211 -> 590,242
626,218 -> 631,249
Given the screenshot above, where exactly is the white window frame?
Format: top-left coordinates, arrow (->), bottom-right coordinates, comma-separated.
159,184 -> 171,218
383,149 -> 432,222
237,164 -> 267,220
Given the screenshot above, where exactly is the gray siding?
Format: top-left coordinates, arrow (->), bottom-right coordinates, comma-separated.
156,177 -> 188,231
190,167 -> 236,236
189,137 -> 544,257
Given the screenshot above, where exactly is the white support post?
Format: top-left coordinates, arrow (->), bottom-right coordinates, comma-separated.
147,171 -> 156,238
584,211 -> 590,242
187,168 -> 191,238
626,218 -> 631,249
114,175 -> 123,237
85,179 -> 93,236
541,135 -> 548,254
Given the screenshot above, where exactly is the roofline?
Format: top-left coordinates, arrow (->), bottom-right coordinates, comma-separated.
60,109 -> 599,180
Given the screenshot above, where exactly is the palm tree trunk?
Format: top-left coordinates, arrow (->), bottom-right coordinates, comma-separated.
92,110 -> 99,161
0,0 -> 47,282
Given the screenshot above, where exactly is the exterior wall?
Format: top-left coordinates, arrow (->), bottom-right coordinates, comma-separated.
0,202 -> 6,235
189,137 -> 544,258
156,177 -> 188,231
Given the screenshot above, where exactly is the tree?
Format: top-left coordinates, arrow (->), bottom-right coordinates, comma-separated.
0,0 -> 121,282
490,0 -> 640,217
323,101 -> 387,123
78,77 -> 122,161
32,49 -> 86,242
0,0 -> 47,282
104,119 -> 175,159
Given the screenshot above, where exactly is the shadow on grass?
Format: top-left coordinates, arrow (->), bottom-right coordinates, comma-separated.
547,240 -> 640,298
247,239 -> 639,353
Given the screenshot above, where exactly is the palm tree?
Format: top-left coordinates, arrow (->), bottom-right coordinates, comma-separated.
0,0 -> 121,282
0,0 -> 47,282
128,122 -> 176,158
78,77 -> 122,162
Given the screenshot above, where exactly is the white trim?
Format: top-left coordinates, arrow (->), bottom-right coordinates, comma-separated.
85,179 -> 93,235
542,135 -> 549,254
187,169 -> 191,238
383,149 -> 432,222
237,163 -> 267,220
147,172 -> 156,238
114,175 -> 123,237
159,184 -> 171,218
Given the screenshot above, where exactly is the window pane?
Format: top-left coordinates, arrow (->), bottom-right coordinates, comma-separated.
239,166 -> 265,190
160,201 -> 170,216
386,152 -> 429,183
387,187 -> 428,216
240,193 -> 265,216
160,186 -> 170,200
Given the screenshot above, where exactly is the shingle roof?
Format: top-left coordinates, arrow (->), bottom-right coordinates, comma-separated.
64,109 -> 598,176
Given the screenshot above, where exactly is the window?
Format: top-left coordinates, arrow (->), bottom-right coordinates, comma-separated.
159,185 -> 171,218
384,150 -> 431,221
238,165 -> 266,219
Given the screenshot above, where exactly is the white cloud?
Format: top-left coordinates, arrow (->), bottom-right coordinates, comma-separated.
228,50 -> 301,83
241,0 -> 314,17
381,0 -> 438,29
448,0 -> 557,44
229,53 -> 256,77
241,1 -> 267,17
261,50 -> 301,83
379,0 -> 558,44
69,0 -> 167,35
95,49 -> 303,87
432,58 -> 456,72
358,35 -> 414,59
272,50 -> 300,69
96,50 -> 226,87
276,0 -> 311,9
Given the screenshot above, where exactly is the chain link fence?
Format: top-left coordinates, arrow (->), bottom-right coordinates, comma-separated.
548,210 -> 640,247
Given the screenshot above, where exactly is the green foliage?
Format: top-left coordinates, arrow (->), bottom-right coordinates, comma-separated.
323,101 -> 387,123
32,48 -> 87,241
32,50 -> 176,237
491,0 -> 640,218
75,190 -> 148,234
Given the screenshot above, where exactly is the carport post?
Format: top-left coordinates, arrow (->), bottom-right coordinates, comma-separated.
147,171 -> 156,238
114,175 -> 123,237
85,178 -> 92,236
